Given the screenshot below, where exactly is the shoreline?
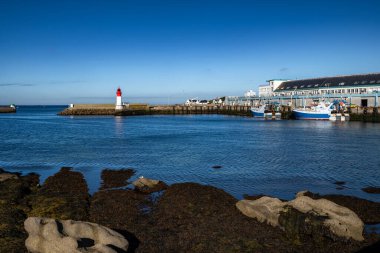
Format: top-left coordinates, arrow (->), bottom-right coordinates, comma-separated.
1,167 -> 379,252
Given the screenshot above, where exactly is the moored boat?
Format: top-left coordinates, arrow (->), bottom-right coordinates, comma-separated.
250,104 -> 266,117
293,102 -> 334,120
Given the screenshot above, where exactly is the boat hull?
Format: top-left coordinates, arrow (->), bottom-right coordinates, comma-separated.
252,111 -> 265,117
293,110 -> 330,120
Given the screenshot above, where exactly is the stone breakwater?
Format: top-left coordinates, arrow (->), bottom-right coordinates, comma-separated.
58,104 -> 253,117
0,167 -> 379,252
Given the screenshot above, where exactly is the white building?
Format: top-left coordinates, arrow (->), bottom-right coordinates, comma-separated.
258,79 -> 289,97
273,73 -> 380,107
244,90 -> 256,97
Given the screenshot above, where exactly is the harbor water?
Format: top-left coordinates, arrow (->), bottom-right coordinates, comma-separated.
1,106 -> 379,202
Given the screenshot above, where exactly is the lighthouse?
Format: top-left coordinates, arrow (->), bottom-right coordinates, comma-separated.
115,87 -> 123,110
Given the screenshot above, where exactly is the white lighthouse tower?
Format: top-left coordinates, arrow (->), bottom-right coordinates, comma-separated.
115,87 -> 123,110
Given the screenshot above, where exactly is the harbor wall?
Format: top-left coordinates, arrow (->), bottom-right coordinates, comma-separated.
348,107 -> 380,122
58,104 -> 380,122
59,104 -> 252,117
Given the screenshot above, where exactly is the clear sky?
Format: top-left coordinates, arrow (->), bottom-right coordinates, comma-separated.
1,0 -> 380,105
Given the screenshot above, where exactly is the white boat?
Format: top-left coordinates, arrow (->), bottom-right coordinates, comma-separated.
250,104 -> 266,117
293,102 -> 335,120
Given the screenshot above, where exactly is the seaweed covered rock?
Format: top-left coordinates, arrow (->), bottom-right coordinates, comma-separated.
0,172 -> 18,182
0,170 -> 39,253
100,169 -> 135,190
301,191 -> 380,224
150,183 -> 286,253
288,196 -> 364,241
28,167 -> 89,220
236,195 -> 364,241
132,177 -> 168,194
90,189 -> 149,232
24,217 -> 128,253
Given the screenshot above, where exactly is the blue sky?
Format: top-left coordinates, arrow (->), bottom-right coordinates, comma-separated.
1,0 -> 380,105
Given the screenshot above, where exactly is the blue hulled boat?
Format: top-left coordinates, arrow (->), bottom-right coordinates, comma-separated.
250,104 -> 266,117
293,102 -> 335,120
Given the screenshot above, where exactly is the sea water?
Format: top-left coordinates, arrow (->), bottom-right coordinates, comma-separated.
0,106 -> 379,202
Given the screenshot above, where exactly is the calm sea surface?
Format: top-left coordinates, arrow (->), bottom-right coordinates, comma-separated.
0,106 -> 379,202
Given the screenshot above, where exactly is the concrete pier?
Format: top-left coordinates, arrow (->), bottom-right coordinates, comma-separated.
59,104 -> 253,117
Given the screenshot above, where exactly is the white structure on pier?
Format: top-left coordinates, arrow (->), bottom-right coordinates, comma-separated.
116,87 -> 123,110
244,90 -> 256,97
258,79 -> 289,97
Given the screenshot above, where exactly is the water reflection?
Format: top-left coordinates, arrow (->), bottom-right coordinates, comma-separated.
114,116 -> 124,136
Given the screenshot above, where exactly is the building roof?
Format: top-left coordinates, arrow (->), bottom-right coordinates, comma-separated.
274,73 -> 380,92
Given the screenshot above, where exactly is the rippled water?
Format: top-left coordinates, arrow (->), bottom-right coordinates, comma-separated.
0,106 -> 379,201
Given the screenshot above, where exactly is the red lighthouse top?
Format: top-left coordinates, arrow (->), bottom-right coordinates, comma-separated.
116,87 -> 122,96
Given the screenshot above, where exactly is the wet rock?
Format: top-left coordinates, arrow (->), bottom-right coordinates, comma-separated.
24,217 -> 128,253
236,197 -> 285,226
132,177 -> 168,194
302,191 -> 380,224
243,193 -> 267,200
0,170 -> 40,252
90,189 -> 149,231
151,183 -> 285,253
100,169 -> 135,190
212,165 -> 222,169
289,196 -> 364,241
362,187 -> 380,194
279,206 -> 335,243
0,173 -> 18,182
334,181 -> 346,186
28,167 -> 89,220
236,195 -> 364,241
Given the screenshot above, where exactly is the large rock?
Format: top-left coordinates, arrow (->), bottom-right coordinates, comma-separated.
24,217 -> 129,253
288,195 -> 364,241
132,176 -> 167,193
236,197 -> 285,226
0,173 -> 18,182
236,194 -> 364,241
28,168 -> 89,220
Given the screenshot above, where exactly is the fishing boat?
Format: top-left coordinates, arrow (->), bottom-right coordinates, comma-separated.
251,103 -> 282,119
250,104 -> 266,117
293,102 -> 335,120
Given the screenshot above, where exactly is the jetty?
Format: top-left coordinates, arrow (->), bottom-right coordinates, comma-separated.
59,104 -> 255,117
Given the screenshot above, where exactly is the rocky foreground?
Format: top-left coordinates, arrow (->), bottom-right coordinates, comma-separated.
0,168 -> 379,253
